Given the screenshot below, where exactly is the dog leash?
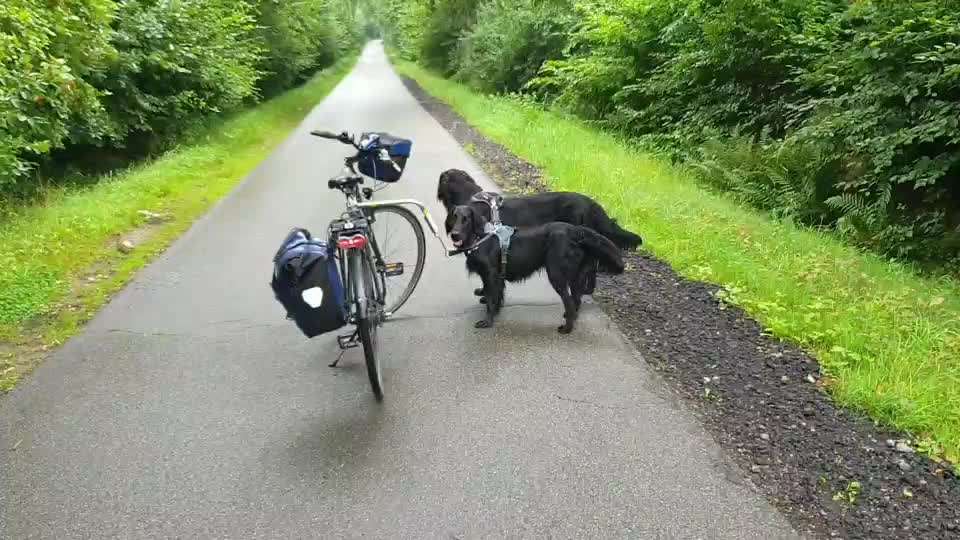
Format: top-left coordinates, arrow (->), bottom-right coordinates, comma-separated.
446,231 -> 496,257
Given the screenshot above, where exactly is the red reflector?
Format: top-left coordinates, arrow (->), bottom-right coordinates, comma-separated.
337,234 -> 367,250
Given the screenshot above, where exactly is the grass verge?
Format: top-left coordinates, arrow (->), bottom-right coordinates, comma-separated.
395,60 -> 960,462
0,57 -> 356,392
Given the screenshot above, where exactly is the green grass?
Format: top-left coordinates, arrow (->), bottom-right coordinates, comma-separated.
0,57 -> 356,391
396,61 -> 960,462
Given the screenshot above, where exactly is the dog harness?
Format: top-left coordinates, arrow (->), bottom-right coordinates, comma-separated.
448,192 -> 515,276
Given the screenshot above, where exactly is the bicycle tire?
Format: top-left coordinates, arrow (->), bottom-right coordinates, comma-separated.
351,250 -> 383,401
365,205 -> 425,316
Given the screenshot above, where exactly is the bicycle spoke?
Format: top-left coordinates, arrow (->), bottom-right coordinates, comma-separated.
368,206 -> 425,315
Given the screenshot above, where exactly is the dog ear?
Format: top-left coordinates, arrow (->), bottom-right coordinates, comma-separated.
469,205 -> 486,238
444,208 -> 456,234
437,172 -> 448,204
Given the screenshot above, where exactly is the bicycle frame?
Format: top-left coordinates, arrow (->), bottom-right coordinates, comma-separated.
332,184 -> 446,320
345,190 -> 449,254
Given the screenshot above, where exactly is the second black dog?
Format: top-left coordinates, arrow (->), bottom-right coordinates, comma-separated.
447,204 -> 625,333
438,168 -> 641,297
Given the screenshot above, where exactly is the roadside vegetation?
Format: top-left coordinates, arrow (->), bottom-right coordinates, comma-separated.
371,0 -> 960,461
371,0 -> 960,267
0,0 -> 362,390
1,0 -> 360,207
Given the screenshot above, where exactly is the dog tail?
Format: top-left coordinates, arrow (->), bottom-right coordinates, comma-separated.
577,226 -> 626,275
588,204 -> 642,250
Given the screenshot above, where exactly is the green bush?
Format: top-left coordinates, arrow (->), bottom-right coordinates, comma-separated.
362,0 -> 429,60
530,0 -> 960,263
418,0 -> 481,73
794,1 -> 960,261
0,0 -> 116,189
365,0 -> 479,71
1,0 -> 358,202
693,135 -> 839,225
534,0 -> 841,140
96,0 -> 262,147
453,0 -> 574,93
255,0 -> 357,95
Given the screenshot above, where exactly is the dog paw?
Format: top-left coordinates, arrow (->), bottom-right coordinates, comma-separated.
475,319 -> 493,329
478,297 -> 487,304
557,324 -> 573,334
473,287 -> 485,296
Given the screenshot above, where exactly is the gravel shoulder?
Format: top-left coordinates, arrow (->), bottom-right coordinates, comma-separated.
401,74 -> 960,540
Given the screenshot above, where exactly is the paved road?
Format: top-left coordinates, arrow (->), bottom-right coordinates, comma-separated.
1,43 -> 797,539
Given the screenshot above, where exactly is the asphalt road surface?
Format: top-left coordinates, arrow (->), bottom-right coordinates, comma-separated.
1,42 -> 798,539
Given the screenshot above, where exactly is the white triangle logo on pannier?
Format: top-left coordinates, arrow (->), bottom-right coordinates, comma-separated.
301,287 -> 324,308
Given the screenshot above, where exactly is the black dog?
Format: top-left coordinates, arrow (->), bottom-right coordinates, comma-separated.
437,169 -> 642,250
447,204 -> 625,333
438,169 -> 641,296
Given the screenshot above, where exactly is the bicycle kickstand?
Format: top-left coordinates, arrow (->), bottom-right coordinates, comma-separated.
329,350 -> 346,368
330,329 -> 359,367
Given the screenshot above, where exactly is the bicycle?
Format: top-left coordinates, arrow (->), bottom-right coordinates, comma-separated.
312,129 -> 446,401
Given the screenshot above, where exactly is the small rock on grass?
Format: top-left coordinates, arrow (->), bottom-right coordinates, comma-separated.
117,239 -> 136,254
138,210 -> 171,224
895,441 -> 914,453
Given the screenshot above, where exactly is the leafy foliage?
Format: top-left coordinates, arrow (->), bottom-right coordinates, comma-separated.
796,1 -> 960,259
453,0 -> 574,93
255,0 -> 359,95
0,0 -> 359,200
377,0 -> 960,263
0,0 -> 115,189
98,0 -> 263,146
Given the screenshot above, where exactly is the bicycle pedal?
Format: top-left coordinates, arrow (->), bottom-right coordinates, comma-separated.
384,262 -> 404,276
336,333 -> 359,350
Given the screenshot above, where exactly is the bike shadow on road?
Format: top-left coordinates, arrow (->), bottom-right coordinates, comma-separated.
277,400 -> 388,486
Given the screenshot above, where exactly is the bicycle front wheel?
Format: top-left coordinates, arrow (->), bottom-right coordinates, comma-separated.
366,205 -> 425,316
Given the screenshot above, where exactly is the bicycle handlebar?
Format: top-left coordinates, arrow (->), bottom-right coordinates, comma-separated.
310,129 -> 359,148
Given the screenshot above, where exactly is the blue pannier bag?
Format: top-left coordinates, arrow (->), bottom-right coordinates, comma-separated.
356,132 -> 412,182
271,228 -> 347,337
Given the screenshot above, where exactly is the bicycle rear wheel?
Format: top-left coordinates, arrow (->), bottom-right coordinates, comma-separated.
351,250 -> 383,401
366,205 -> 425,316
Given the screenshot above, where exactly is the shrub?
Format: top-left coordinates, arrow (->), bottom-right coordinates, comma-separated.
419,0 -> 482,73
1,0 -> 358,201
362,0 -> 430,61
530,0 -> 960,262
453,0 -> 574,93
693,135 -> 839,226
254,0 -> 361,95
95,0 -> 263,148
794,0 -> 960,261
0,0 -> 116,189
